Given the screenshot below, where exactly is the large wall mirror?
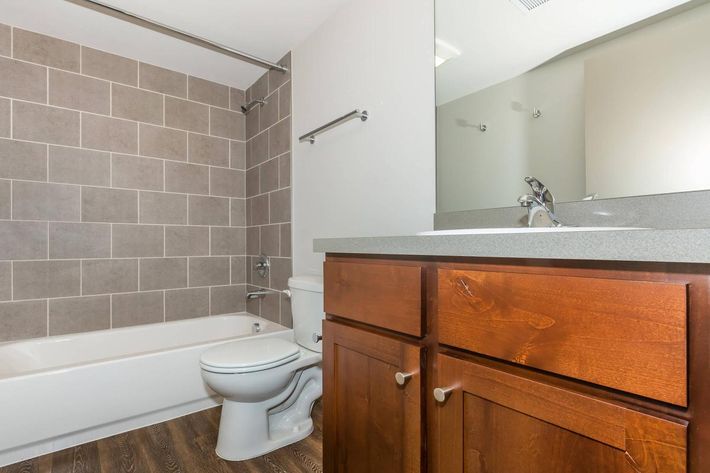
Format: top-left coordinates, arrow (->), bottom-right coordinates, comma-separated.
436,0 -> 710,212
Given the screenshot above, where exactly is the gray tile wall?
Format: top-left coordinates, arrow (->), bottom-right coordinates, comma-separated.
243,54 -> 293,327
0,24 -> 266,342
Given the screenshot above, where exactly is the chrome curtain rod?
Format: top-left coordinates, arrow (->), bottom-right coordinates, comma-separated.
299,110 -> 369,144
67,0 -> 289,73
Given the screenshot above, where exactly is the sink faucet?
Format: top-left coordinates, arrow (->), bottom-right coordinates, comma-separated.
517,176 -> 565,227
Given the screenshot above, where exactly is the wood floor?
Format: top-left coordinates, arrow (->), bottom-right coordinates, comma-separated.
1,402 -> 322,473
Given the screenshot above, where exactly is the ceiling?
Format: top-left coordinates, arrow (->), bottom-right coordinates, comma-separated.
0,0 -> 351,89
436,0 -> 695,105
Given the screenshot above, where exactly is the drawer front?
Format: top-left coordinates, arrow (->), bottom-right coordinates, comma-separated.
437,269 -> 688,406
324,261 -> 423,336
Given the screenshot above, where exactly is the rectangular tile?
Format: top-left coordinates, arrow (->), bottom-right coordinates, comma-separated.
139,123 -> 186,161
48,146 -> 110,186
0,56 -> 47,102
246,105 -> 260,140
0,221 -> 47,260
0,98 -> 9,138
13,181 -> 80,221
269,52 -> 291,94
81,113 -> 138,154
188,195 -> 229,226
229,88 -> 245,112
112,224 -> 163,257
166,287 -> 209,321
112,291 -> 164,328
249,130 -> 268,167
0,179 -> 9,219
280,292 -> 292,328
210,107 -> 245,140
48,295 -> 110,335
260,224 -> 279,257
270,257 -> 292,291
0,300 -> 47,342
81,186 -> 137,223
210,167 -> 244,198
269,117 -> 290,158
189,256 -> 230,287
0,138 -> 47,181
188,133 -> 229,167
210,285 -> 246,315
246,283 -> 260,315
111,154 -> 163,191
165,226 -> 209,256
140,258 -> 187,291
260,157 -> 279,194
279,82 -> 291,120
278,153 -> 291,188
13,101 -> 80,146
0,262 -> 10,301
0,23 -> 10,57
48,69 -> 110,114
13,260 -> 80,300
112,84 -> 163,125
165,96 -> 208,134
246,226 -> 259,256
81,46 -> 138,86
13,28 -> 80,72
231,256 -> 246,284
259,91 -> 279,131
246,167 -> 259,197
139,63 -> 186,97
231,198 -> 246,227
280,223 -> 291,257
230,141 -> 246,170
211,227 -> 245,255
165,161 -> 209,195
250,194 -> 269,225
261,292 -> 280,323
82,259 -> 138,295
270,188 -> 291,224
248,73 -> 269,103
49,222 -> 110,259
188,76 -> 229,108
140,191 -> 187,224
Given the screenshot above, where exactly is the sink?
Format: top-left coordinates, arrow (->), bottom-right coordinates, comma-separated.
417,227 -> 646,236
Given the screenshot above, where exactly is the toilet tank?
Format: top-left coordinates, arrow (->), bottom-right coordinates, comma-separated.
288,276 -> 324,353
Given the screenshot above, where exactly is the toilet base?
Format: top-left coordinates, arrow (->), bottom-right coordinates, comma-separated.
214,365 -> 322,462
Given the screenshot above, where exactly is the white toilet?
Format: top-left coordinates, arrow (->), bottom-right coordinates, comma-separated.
200,276 -> 324,461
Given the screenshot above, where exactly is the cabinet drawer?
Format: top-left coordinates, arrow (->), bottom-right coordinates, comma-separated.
437,269 -> 688,406
324,261 -> 424,336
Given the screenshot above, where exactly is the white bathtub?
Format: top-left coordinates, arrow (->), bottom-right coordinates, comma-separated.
0,313 -> 291,467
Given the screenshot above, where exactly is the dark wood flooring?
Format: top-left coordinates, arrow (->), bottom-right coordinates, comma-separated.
1,402 -> 322,473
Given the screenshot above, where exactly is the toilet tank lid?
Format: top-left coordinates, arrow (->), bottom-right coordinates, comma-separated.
288,275 -> 323,293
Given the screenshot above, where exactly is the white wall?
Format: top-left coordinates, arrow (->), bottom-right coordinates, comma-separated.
291,0 -> 436,276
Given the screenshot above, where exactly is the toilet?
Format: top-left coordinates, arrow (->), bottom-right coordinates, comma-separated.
199,276 -> 324,461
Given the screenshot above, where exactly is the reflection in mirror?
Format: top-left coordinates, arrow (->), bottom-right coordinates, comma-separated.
436,0 -> 710,212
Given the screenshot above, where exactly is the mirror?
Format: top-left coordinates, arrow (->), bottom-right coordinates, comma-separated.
436,0 -> 710,212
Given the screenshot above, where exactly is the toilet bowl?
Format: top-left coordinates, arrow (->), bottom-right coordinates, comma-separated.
199,275 -> 324,461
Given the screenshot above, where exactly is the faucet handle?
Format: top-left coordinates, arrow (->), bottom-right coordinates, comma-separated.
518,194 -> 535,207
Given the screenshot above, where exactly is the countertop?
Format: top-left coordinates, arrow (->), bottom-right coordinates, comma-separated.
313,228 -> 710,264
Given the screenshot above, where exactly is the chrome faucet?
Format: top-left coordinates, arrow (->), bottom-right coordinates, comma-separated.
517,176 -> 565,227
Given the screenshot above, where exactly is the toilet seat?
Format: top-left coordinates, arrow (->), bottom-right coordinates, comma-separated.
200,337 -> 301,374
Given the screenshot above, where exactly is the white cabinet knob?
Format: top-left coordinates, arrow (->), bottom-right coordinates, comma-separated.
433,386 -> 454,403
395,371 -> 414,386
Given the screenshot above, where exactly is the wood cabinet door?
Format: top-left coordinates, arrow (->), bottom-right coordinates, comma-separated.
323,320 -> 422,473
433,354 -> 687,473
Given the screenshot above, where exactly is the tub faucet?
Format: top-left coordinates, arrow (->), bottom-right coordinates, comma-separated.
246,288 -> 291,300
517,176 -> 565,227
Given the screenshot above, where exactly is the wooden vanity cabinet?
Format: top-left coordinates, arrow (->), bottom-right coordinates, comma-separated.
322,256 -> 709,473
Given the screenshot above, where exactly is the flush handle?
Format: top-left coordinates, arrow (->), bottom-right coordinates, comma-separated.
395,371 -> 415,386
312,333 -> 323,343
433,386 -> 455,403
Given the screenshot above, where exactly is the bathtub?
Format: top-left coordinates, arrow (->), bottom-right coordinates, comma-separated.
0,313 -> 291,467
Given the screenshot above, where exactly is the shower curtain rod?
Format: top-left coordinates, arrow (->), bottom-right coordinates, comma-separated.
68,0 -> 289,73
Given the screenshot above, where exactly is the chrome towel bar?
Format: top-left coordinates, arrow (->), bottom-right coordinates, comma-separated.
299,109 -> 369,144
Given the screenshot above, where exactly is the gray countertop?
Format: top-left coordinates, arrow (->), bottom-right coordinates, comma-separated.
313,228 -> 710,264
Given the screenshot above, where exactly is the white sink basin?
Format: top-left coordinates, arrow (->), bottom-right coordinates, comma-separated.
417,227 -> 645,236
